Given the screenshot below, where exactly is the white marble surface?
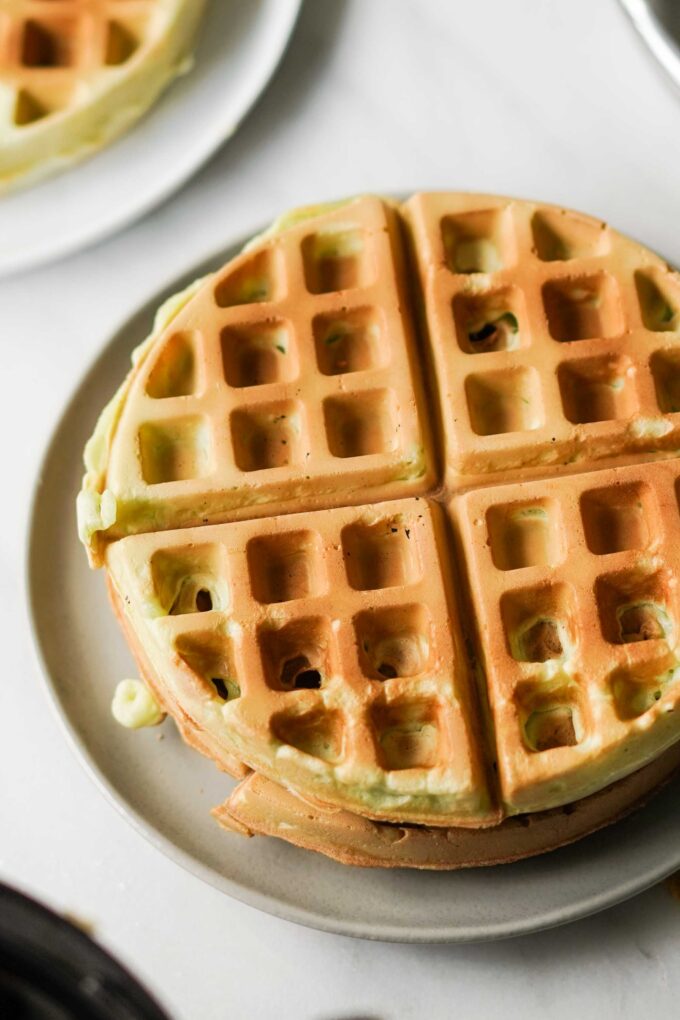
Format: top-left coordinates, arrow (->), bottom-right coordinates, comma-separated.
2,1 -> 680,1017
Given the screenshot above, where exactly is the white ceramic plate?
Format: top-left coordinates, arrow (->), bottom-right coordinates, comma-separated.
27,238 -> 680,943
0,0 -> 301,279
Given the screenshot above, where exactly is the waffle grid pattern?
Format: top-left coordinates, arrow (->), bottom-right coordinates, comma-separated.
0,1 -> 156,129
106,197 -> 430,522
404,192 -> 680,481
455,459 -> 680,809
110,498 -> 493,821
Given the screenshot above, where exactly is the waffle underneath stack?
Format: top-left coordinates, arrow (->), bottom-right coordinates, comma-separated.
78,193 -> 680,868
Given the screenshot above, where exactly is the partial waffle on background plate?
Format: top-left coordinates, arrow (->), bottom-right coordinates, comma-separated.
77,192 -> 680,868
0,0 -> 206,191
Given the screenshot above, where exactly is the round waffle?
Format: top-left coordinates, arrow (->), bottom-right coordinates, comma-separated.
78,193 -> 680,858
0,0 -> 205,190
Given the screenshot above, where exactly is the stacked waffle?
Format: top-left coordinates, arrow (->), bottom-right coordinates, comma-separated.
78,193 -> 680,867
0,0 -> 205,190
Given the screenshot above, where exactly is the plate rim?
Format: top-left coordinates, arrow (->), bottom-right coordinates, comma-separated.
24,226 -> 680,944
619,0 -> 680,93
0,0 -> 302,279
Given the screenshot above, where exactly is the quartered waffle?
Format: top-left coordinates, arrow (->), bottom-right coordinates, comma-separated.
404,192 -> 680,484
0,0 -> 205,190
453,459 -> 680,813
106,498 -> 497,826
78,192 -> 680,865
78,196 -> 434,565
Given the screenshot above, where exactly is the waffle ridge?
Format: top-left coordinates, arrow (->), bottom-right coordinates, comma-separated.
454,458 -> 680,813
0,0 -> 204,188
404,192 -> 680,484
107,497 -> 497,826
85,192 -> 680,834
96,197 -> 434,544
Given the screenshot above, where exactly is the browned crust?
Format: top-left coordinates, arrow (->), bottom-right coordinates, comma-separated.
106,542 -> 503,828
214,742 -> 680,869
106,575 -> 250,780
109,570 -> 680,866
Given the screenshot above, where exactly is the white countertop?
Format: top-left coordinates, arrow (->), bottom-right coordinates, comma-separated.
2,1 -> 680,1017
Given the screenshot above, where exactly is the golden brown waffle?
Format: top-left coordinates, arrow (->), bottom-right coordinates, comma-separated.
454,459 -> 680,813
79,192 -> 680,857
404,192 -> 680,484
214,741 -> 680,869
106,498 -> 498,827
0,0 -> 205,189
80,197 -> 434,565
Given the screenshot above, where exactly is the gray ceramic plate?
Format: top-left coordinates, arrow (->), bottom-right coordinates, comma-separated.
620,0 -> 680,92
27,237 -> 680,944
